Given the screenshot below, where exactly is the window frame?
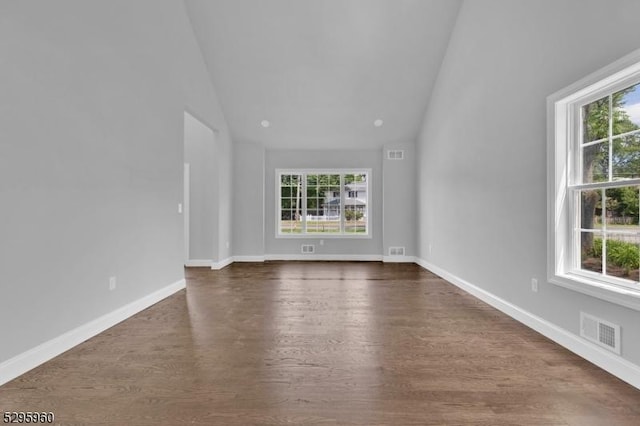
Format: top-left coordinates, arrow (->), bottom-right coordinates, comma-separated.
275,168 -> 372,239
547,48 -> 640,311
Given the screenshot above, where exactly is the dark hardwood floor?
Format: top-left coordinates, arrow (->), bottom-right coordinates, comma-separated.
1,262 -> 639,425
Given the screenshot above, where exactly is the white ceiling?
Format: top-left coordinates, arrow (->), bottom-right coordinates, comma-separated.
185,0 -> 462,150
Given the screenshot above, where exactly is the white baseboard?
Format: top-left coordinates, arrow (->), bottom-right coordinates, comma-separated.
185,259 -> 212,267
195,254 -> 413,268
415,258 -> 640,390
211,257 -> 233,270
264,254 -> 383,262
383,255 -> 417,263
233,255 -> 266,262
206,254 -> 418,265
0,279 -> 186,387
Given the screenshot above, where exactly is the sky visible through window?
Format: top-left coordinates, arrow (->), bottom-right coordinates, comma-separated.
623,84 -> 640,126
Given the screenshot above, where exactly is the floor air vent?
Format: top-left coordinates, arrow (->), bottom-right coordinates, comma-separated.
580,312 -> 621,354
301,244 -> 315,254
388,246 -> 405,256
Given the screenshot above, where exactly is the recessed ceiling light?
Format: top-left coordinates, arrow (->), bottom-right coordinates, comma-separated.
374,119 -> 383,127
261,120 -> 270,128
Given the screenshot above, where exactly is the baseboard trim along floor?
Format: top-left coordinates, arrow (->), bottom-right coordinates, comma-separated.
415,258 -> 640,391
0,278 -> 186,387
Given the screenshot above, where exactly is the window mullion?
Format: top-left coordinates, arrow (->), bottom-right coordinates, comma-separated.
569,178 -> 640,191
602,187 -> 607,276
611,127 -> 640,140
608,94 -> 613,182
340,174 -> 345,234
572,103 -> 581,187
277,172 -> 282,235
301,173 -> 307,234
582,137 -> 609,147
573,188 -> 580,270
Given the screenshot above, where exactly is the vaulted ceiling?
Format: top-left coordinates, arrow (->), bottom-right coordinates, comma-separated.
185,0 -> 462,150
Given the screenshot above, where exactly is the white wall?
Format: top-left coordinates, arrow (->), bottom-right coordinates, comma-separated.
417,0 -> 640,368
232,145 -> 417,260
383,141 -> 416,258
217,129 -> 233,264
0,0 -> 232,365
232,142 -> 265,258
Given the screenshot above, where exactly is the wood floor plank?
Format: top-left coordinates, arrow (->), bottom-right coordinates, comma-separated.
1,262 -> 639,425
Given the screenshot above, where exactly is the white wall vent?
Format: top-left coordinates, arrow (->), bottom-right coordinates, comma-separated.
580,312 -> 621,354
301,244 -> 315,254
387,150 -> 404,160
388,246 -> 405,256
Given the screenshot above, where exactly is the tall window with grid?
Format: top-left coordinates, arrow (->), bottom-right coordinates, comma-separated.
549,52 -> 640,306
277,170 -> 370,237
576,82 -> 640,286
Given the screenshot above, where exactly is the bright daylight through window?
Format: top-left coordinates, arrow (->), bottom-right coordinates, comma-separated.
549,51 -> 640,307
277,170 -> 369,237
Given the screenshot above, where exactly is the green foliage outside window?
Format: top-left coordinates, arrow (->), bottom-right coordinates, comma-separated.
345,209 -> 363,221
589,238 -> 640,275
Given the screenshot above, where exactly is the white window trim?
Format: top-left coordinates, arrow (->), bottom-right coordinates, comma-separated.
275,168 -> 372,239
547,48 -> 640,311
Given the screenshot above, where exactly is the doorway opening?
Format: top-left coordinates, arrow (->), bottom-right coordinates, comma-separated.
183,111 -> 216,267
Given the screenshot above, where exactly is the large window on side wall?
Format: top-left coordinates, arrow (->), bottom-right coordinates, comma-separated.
548,49 -> 640,310
277,169 -> 370,237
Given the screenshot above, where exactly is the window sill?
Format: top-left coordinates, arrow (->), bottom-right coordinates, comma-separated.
550,272 -> 640,311
275,233 -> 372,239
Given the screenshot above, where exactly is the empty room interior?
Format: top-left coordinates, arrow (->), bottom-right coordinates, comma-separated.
3,0 -> 640,424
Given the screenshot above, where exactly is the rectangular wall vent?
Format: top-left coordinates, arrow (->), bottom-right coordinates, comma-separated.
301,244 -> 315,254
580,312 -> 621,354
388,246 -> 405,256
387,150 -> 404,160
